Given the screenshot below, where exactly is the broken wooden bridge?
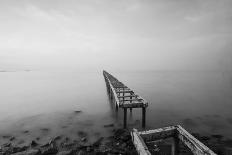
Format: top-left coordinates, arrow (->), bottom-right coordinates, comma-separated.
131,125 -> 217,155
103,70 -> 148,128
103,70 -> 216,155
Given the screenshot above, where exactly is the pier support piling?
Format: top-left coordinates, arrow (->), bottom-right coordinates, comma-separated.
124,108 -> 127,128
173,137 -> 179,155
142,107 -> 146,128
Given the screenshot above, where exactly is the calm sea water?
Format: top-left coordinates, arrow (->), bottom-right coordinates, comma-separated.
0,70 -> 231,144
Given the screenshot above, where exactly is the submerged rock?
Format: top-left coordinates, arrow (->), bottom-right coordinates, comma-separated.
40,128 -> 50,132
56,150 -> 72,155
103,124 -> 114,128
93,137 -> 104,147
77,131 -> 87,138
41,147 -> 58,155
10,136 -> 15,141
0,128 -> 137,155
74,111 -> 82,114
31,140 -> 38,147
53,135 -> 62,141
22,130 -> 29,134
2,135 -> 11,139
11,149 -> 40,155
3,143 -> 11,147
81,137 -> 87,142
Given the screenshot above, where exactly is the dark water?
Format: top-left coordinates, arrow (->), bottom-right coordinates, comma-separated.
0,70 -> 232,145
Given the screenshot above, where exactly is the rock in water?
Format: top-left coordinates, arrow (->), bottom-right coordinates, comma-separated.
10,136 -> 15,141
11,149 -> 40,155
77,150 -> 86,155
56,150 -> 72,155
103,124 -> 114,128
74,110 -> 82,114
30,141 -> 38,147
93,137 -> 104,147
41,147 -> 58,155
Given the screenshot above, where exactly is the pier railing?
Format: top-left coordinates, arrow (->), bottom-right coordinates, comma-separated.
103,70 -> 148,128
131,125 -> 217,155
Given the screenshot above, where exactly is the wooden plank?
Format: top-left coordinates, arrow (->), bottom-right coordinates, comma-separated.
176,125 -> 216,155
139,126 -> 176,142
131,129 -> 151,155
119,98 -> 143,102
118,95 -> 137,98
115,86 -> 128,89
116,90 -> 134,93
119,102 -> 147,108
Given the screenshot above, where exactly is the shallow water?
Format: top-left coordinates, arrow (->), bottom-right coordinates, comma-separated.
0,70 -> 232,145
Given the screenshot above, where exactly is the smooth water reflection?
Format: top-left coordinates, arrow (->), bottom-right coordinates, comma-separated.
0,70 -> 231,145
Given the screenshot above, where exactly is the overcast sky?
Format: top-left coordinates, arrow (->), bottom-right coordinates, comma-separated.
0,0 -> 232,71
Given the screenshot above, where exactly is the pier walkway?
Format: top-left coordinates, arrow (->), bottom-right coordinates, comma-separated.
103,70 -> 148,128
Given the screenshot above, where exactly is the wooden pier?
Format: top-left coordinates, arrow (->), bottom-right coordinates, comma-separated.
103,70 -> 148,128
131,125 -> 217,155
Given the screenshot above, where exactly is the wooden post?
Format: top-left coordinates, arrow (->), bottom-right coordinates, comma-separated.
112,95 -> 115,104
130,92 -> 132,113
109,88 -> 111,99
116,104 -> 118,112
110,88 -> 113,100
142,107 -> 146,128
111,91 -> 113,101
124,108 -> 127,128
172,137 -> 179,155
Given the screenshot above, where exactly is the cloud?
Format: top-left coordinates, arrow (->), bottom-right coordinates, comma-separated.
0,0 -> 231,70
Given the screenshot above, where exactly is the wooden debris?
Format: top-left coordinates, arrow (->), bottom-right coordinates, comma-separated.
131,125 -> 217,155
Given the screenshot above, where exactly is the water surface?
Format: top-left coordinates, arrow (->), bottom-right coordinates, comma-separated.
0,70 -> 231,145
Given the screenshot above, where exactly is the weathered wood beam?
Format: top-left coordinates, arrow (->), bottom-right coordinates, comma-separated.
118,95 -> 138,98
114,86 -> 128,89
133,125 -> 216,155
116,90 -> 134,93
119,98 -> 143,102
131,129 -> 151,155
176,125 -> 216,155
119,102 -> 147,108
138,126 -> 176,142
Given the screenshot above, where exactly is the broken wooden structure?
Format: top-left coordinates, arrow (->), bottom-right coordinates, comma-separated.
103,70 -> 148,128
131,125 -> 217,155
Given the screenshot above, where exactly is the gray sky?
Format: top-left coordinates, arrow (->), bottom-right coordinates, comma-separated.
0,0 -> 232,71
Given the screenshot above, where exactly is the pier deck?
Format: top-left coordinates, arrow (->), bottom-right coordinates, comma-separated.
103,70 -> 148,128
